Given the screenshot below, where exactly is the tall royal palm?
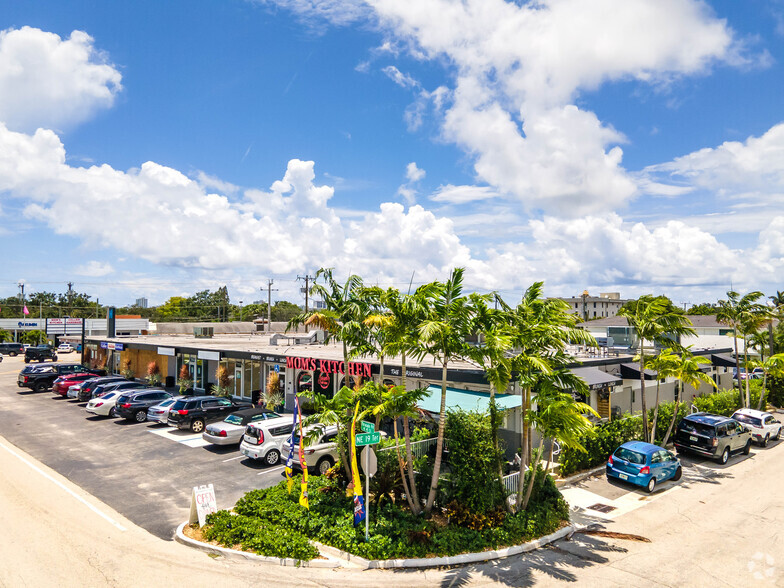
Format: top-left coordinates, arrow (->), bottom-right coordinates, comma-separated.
645,348 -> 681,443
417,268 -> 476,515
716,290 -> 766,406
661,351 -> 716,446
618,296 -> 695,443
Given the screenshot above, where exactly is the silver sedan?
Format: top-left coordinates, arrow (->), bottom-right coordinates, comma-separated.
203,407 -> 282,446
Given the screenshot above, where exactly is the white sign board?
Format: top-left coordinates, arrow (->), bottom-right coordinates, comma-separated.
189,484 -> 217,527
157,346 -> 175,356
197,350 -> 220,361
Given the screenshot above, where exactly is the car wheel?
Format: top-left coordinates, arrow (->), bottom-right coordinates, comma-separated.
24,358 -> 30,363
646,477 -> 656,493
9,351 -> 17,357
134,410 -> 147,423
761,434 -> 769,448
52,355 -> 57,362
34,382 -> 48,393
109,407 -> 117,417
743,440 -> 752,455
190,419 -> 205,433
316,457 -> 334,475
672,466 -> 682,482
719,447 -> 730,464
775,428 -> 781,441
265,449 -> 281,466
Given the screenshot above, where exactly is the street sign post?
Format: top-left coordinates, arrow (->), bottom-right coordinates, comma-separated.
360,420 -> 374,434
355,432 -> 381,446
361,446 -> 378,542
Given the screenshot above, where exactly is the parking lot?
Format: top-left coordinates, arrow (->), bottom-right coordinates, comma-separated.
0,355 -> 286,539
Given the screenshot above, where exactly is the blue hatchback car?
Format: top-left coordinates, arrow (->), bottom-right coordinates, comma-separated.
606,441 -> 682,493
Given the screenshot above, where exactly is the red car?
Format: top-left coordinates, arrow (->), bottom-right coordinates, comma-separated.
52,373 -> 98,397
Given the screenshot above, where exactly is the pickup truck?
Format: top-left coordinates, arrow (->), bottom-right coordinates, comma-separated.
24,345 -> 58,363
18,363 -> 106,392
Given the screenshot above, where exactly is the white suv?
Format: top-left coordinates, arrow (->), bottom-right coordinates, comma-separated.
732,408 -> 782,447
239,416 -> 295,466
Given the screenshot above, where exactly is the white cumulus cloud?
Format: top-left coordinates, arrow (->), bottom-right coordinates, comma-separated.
0,27 -> 122,133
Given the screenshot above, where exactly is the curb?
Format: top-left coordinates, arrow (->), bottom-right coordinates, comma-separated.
174,522 -> 341,568
176,521 -> 577,570
555,464 -> 607,487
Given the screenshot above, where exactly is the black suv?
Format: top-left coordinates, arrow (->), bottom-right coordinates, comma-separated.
115,389 -> 173,422
77,376 -> 129,401
167,395 -> 253,433
0,342 -> 25,356
18,363 -> 104,392
25,345 -> 57,363
674,412 -> 752,464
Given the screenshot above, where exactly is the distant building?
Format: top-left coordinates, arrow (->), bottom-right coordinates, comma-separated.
559,291 -> 628,321
135,297 -> 148,309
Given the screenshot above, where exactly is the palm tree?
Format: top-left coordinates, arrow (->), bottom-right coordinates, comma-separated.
716,290 -> 766,406
300,387 -> 354,479
756,353 -> 784,410
618,296 -> 695,442
645,348 -> 681,442
417,268 -> 479,515
520,375 -> 597,510
371,385 -> 429,515
502,283 -> 595,512
661,351 -> 716,446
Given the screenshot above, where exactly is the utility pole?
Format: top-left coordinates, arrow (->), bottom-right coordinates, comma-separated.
297,274 -> 313,332
263,280 -> 277,331
67,282 -> 73,316
18,281 -> 24,307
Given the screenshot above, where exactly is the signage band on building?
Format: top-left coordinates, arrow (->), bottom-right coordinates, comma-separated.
285,356 -> 372,379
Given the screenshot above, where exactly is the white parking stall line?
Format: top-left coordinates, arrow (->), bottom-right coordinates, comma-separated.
147,427 -> 205,446
222,455 -> 244,462
258,465 -> 285,476
0,440 -> 127,532
181,438 -> 211,448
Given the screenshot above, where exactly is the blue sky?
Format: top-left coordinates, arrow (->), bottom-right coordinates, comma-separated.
1,0 -> 783,308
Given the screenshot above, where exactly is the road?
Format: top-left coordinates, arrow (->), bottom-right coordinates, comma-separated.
1,354 -> 783,586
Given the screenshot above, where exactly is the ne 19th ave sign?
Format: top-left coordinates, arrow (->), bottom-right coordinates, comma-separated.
355,432 -> 381,446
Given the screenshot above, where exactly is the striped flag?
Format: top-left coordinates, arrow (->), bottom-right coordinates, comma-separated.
297,399 -> 309,509
350,400 -> 365,526
285,398 -> 299,494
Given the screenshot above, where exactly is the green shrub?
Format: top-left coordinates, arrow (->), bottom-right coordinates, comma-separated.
558,416 -> 642,476
692,384 -> 761,416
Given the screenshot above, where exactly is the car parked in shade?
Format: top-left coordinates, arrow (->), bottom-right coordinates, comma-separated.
147,397 -> 181,424
114,389 -> 173,422
731,408 -> 782,447
77,376 -> 128,402
606,441 -> 682,493
281,425 -> 340,475
167,396 -> 253,433
85,391 -> 123,417
674,412 -> 752,464
203,408 -> 282,446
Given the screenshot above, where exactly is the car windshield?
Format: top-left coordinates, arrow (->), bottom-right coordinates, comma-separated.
614,447 -> 646,464
102,392 -> 117,400
733,414 -> 762,427
225,414 -> 244,425
679,421 -> 715,436
157,399 -> 175,408
171,400 -> 190,410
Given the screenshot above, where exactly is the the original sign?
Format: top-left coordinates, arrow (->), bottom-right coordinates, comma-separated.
189,484 -> 217,527
355,432 -> 381,446
360,420 -> 374,434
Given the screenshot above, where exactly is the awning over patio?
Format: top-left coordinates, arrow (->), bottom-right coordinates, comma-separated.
711,353 -> 737,368
619,363 -> 658,380
419,385 -> 523,415
570,367 -> 623,390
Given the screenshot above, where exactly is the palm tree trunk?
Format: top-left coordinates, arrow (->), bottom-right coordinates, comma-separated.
489,381 -> 504,481
650,379 -> 661,444
425,360 -> 448,514
516,385 -> 530,512
744,345 -> 751,408
400,351 -> 421,514
639,342 -> 649,443
758,373 -> 768,411
521,436 -> 545,511
393,419 -> 417,513
732,330 -> 742,403
545,438 -> 554,476
335,422 -> 353,481
662,399 -> 680,447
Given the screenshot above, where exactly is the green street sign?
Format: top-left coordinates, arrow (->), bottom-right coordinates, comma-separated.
360,420 -> 375,434
355,432 -> 381,446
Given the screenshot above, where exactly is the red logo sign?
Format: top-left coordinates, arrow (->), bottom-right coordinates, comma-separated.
318,372 -> 331,390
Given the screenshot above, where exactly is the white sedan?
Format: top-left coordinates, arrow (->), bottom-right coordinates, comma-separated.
732,408 -> 782,446
86,391 -> 122,417
57,343 -> 74,353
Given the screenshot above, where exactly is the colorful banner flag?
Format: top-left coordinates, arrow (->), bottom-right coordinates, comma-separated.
297,399 -> 309,509
285,398 -> 299,494
350,400 -> 365,526
23,305 -> 29,316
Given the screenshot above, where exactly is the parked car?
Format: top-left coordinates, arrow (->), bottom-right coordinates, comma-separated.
24,345 -> 58,363
146,397 -> 182,424
57,343 -> 74,354
166,396 -> 253,433
674,412 -> 752,464
51,373 -> 98,397
731,408 -> 782,447
606,441 -> 682,493
282,425 -> 341,475
77,376 -> 128,402
89,380 -> 144,400
18,363 -> 104,392
0,342 -> 24,356
85,391 -> 123,417
114,389 -> 173,422
204,408 -> 282,446
240,416 -> 297,465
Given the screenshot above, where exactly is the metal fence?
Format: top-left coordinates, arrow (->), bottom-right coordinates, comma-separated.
378,437 -> 440,459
